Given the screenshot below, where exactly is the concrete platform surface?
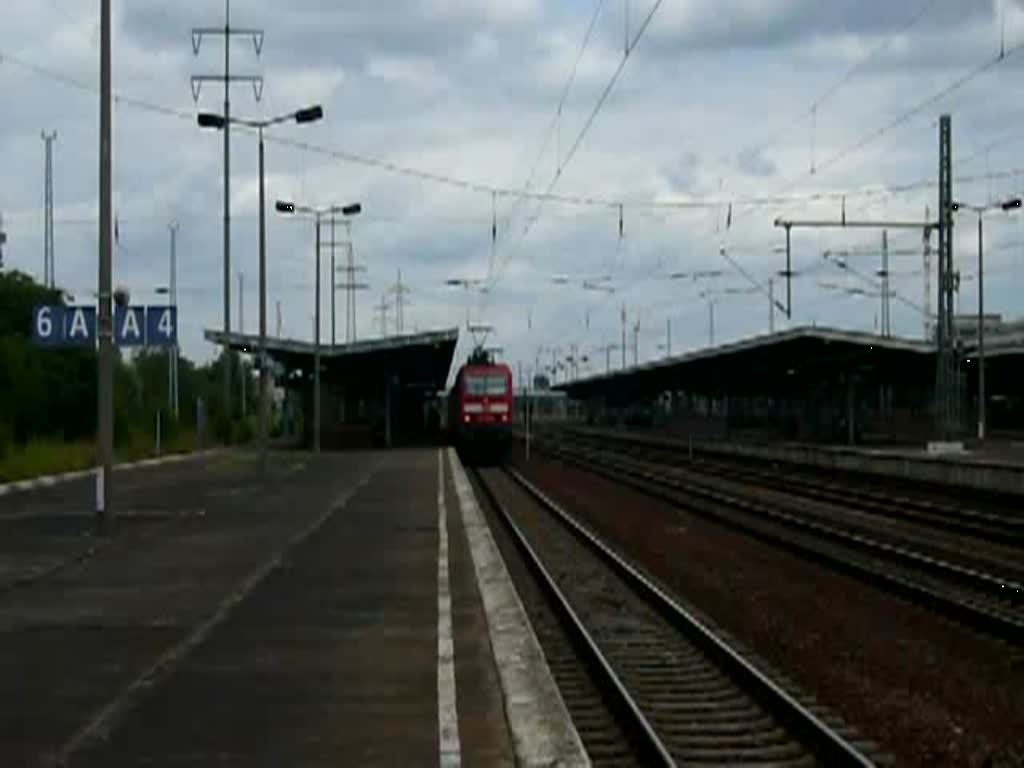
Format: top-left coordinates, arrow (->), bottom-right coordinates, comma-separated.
0,448 -> 585,767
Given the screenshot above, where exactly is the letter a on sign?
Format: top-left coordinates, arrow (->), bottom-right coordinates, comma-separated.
65,307 -> 97,346
115,306 -> 145,346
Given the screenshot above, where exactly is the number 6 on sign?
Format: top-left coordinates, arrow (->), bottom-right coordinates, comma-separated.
146,306 -> 177,347
32,305 -> 64,345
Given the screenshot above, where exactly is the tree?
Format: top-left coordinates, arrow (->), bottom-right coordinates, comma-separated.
0,271 -> 96,445
0,270 -> 251,454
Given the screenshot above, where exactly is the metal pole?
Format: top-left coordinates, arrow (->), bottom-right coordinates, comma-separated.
222,0 -> 233,421
937,114 -> 954,438
172,223 -> 179,419
239,271 -> 246,418
923,208 -> 932,340
168,223 -> 176,416
314,215 -> 321,454
156,410 -> 162,457
97,0 -> 113,533
880,230 -> 890,337
621,304 -> 626,369
525,385 -> 531,461
42,132 -> 57,287
709,299 -> 715,346
43,133 -> 48,286
331,215 -> 336,346
345,221 -> 353,342
258,128 -> 268,464
978,213 -> 986,441
666,317 -> 671,357
769,278 -> 775,333
785,223 -> 792,318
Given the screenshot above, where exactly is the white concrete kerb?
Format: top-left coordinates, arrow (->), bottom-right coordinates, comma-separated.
447,448 -> 590,768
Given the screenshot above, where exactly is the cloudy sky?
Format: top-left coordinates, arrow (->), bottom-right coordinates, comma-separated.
2,0 -> 1024,380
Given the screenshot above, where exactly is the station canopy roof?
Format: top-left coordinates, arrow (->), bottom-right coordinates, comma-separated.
556,326 -> 938,401
204,327 -> 459,391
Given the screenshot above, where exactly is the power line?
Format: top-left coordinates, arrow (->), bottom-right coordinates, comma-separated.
777,39 -> 1024,193
5,44 -> 1022,219
513,0 -> 607,206
744,0 -> 941,162
485,0 -> 666,295
7,38 -> 1024,328
957,122 -> 1024,168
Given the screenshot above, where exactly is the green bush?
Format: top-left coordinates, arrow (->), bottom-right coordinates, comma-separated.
0,421 -> 12,461
231,417 -> 254,445
0,438 -> 95,483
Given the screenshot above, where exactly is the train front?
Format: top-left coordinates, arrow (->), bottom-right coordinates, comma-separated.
455,364 -> 513,463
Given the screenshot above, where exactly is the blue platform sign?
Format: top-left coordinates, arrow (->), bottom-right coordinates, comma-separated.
64,306 -> 97,346
115,306 -> 146,347
145,305 -> 177,347
33,305 -> 97,346
32,305 -> 66,346
32,304 -> 173,348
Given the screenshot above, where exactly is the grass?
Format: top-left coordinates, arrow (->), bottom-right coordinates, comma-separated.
0,429 -> 201,484
0,439 -> 96,483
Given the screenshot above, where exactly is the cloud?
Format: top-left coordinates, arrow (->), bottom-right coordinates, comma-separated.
665,152 -> 702,191
1,0 -> 1022,376
736,147 -> 778,178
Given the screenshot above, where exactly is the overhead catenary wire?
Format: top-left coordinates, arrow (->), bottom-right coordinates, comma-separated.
2,45 -> 1021,218
483,0 -> 667,300
774,38 -> 1024,194
510,0 -> 607,206
742,0 -> 941,162
4,22 -> 1021,340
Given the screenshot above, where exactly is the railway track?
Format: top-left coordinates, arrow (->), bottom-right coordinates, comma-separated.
556,430 -> 1024,586
531,435 -> 1024,646
561,427 -> 1024,545
472,466 -> 880,767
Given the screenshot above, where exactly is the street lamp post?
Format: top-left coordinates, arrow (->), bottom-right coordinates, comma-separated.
97,0 -> 113,533
276,199 -> 362,454
155,284 -> 177,416
199,104 -> 323,464
951,197 -> 1021,440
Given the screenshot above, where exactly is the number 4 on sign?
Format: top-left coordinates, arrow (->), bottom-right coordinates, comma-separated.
146,306 -> 177,347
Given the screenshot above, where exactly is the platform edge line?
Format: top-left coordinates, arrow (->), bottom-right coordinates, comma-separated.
438,449 -> 463,766
447,448 -> 590,768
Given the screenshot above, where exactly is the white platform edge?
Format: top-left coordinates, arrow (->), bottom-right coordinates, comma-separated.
0,449 -> 222,498
446,448 -> 590,768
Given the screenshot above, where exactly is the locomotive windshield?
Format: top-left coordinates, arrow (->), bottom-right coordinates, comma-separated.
464,374 -> 508,396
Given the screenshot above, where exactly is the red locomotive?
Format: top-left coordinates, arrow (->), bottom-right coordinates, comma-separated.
448,348 -> 514,463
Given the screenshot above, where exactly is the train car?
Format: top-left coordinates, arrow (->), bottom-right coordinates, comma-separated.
448,350 -> 514,464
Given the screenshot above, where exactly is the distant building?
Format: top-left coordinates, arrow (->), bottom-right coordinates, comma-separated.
947,314 -> 1024,343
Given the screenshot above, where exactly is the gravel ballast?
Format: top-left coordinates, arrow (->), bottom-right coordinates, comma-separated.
517,453 -> 1024,768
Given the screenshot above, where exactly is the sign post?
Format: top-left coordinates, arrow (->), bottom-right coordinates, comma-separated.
32,302 -> 181,532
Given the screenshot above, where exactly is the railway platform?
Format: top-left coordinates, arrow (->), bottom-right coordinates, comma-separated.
0,449 -> 585,767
